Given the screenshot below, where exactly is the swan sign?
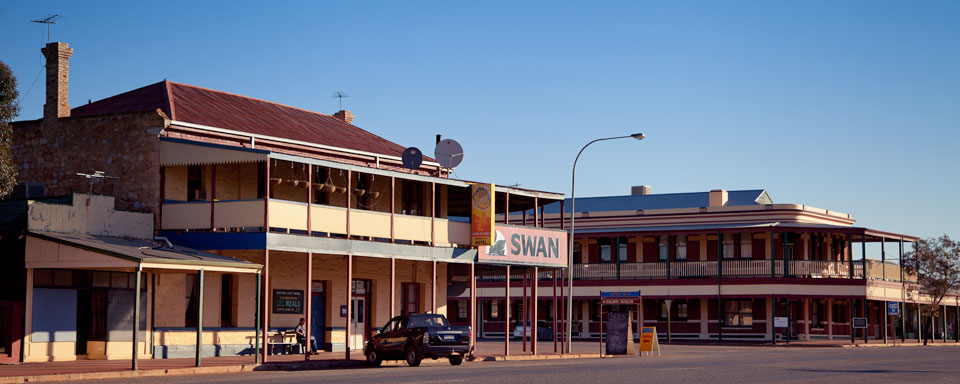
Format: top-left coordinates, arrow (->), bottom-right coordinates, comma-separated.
477,224 -> 568,267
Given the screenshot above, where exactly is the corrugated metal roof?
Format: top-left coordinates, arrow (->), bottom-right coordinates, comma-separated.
28,231 -> 262,270
538,189 -> 769,214
71,80 -> 424,160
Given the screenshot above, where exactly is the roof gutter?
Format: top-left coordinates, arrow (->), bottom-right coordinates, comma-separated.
169,120 -> 443,168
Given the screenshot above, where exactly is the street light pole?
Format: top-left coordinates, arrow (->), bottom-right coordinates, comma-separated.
566,133 -> 645,353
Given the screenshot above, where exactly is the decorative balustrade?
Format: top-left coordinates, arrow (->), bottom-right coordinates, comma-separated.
721,259 -> 773,277
670,261 -> 715,278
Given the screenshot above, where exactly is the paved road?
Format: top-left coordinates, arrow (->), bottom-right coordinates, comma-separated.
88,345 -> 960,384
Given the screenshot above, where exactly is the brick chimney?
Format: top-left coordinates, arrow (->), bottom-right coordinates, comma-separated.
41,42 -> 73,123
333,110 -> 354,124
631,185 -> 652,195
709,189 -> 728,207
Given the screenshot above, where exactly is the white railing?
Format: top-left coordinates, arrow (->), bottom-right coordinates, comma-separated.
620,263 -> 667,279
722,259 -> 771,277
670,261 -> 716,278
574,263 -> 618,279
791,260 -> 850,278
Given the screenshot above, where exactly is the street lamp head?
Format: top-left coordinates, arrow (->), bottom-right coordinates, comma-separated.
631,133 -> 646,141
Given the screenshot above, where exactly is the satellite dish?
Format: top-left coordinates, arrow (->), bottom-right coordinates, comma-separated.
434,139 -> 464,169
402,147 -> 423,170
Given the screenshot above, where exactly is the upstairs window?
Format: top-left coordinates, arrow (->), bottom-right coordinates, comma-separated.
618,237 -> 629,262
676,235 -> 687,260
740,233 -> 753,259
600,238 -> 612,263
722,234 -> 735,259
658,237 -> 669,261
187,165 -> 204,201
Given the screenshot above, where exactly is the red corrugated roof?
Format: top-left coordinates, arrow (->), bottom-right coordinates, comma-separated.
72,80 -> 414,159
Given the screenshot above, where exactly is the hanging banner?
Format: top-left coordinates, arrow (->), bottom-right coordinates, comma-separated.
477,224 -> 568,268
471,183 -> 495,247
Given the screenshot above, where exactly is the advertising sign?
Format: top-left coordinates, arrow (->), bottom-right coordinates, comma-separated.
638,326 -> 659,353
774,317 -> 788,328
477,224 -> 569,268
887,302 -> 900,316
470,183 -> 495,247
601,291 -> 642,305
272,289 -> 303,314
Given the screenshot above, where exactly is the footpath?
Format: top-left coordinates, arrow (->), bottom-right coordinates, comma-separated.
1,339 -> 957,383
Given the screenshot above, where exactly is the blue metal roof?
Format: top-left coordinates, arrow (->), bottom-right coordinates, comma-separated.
537,189 -> 769,214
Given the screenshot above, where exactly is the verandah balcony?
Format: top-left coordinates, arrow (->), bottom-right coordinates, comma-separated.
160,198 -> 473,247
571,260 -> 865,280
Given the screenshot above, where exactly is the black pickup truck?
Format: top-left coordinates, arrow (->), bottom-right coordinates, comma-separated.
364,313 -> 471,367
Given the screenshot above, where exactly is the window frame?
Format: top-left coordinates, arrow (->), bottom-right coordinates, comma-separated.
401,282 -> 420,316
723,299 -> 754,328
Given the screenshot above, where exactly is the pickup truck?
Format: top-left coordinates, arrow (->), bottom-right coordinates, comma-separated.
364,313 -> 471,367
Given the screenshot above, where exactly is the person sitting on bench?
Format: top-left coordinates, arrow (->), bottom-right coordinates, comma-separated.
295,318 -> 307,354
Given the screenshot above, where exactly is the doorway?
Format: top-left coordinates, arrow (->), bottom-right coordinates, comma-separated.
75,290 -> 107,355
310,281 -> 325,352
349,280 -> 371,350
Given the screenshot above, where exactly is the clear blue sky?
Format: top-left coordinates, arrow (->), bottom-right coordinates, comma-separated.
2,1 -> 958,240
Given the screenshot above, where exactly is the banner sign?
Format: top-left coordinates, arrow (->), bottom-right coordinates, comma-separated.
601,291 -> 642,305
638,326 -> 659,353
887,302 -> 900,316
470,183 -> 495,247
272,289 -> 303,314
477,224 -> 568,267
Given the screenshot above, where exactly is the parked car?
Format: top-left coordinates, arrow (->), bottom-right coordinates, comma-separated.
364,313 -> 471,367
512,320 -> 554,340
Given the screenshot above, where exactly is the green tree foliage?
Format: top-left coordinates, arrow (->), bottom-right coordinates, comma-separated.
0,61 -> 19,198
902,235 -> 960,344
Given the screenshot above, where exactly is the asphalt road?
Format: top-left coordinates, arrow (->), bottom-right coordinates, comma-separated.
86,345 -> 960,384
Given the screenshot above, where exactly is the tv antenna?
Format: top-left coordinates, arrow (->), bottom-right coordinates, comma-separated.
76,171 -> 119,193
31,14 -> 62,43
332,91 -> 349,110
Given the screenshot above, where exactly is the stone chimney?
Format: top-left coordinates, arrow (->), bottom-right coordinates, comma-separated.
709,189 -> 728,207
41,42 -> 73,123
631,185 -> 652,195
333,110 -> 354,124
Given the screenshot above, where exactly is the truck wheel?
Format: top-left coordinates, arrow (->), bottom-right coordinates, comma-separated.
405,346 -> 422,367
449,354 -> 463,366
365,348 -> 382,367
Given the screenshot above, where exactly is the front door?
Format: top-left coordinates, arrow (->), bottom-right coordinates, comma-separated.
310,281 -> 325,352
350,296 -> 366,350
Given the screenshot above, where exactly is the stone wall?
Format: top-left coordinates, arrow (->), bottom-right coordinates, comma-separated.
12,110 -> 168,219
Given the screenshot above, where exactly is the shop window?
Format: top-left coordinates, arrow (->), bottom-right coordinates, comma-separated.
833,301 -> 846,323
490,300 -> 500,320
676,235 -> 687,260
402,283 -> 420,315
457,300 -> 468,322
185,274 -> 199,327
573,300 -> 583,322
724,300 -> 753,327
676,301 -> 688,320
591,301 -> 601,321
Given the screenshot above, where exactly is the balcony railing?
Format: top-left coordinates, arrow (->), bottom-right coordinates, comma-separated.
160,198 -> 471,247
570,260 -> 866,280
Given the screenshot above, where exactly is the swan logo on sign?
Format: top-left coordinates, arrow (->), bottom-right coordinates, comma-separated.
478,225 -> 568,267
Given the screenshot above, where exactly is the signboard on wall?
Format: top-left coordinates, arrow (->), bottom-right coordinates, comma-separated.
477,224 -> 569,268
774,317 -> 788,328
470,183 -> 495,247
272,289 -> 303,314
852,317 -> 868,329
601,291 -> 642,305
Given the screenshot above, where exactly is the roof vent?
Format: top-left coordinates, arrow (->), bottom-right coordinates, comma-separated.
631,185 -> 652,195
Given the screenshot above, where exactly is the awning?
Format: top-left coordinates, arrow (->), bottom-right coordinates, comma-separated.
26,231 -> 262,273
160,137 -> 268,166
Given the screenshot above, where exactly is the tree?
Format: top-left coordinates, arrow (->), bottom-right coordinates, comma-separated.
0,60 -> 19,198
902,235 -> 960,345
